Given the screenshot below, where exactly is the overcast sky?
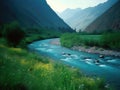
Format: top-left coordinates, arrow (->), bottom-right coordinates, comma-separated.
46,0 -> 108,12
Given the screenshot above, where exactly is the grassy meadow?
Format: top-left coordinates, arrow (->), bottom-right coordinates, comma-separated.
60,33 -> 120,51
60,33 -> 101,48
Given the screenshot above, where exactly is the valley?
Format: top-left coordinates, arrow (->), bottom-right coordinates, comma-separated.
0,0 -> 120,90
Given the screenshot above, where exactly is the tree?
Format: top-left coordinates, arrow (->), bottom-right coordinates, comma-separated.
3,22 -> 25,47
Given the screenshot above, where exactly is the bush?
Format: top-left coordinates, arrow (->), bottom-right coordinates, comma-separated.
101,32 -> 120,50
60,33 -> 101,48
60,32 -> 120,51
0,26 -> 2,37
60,33 -> 81,48
3,22 -> 25,47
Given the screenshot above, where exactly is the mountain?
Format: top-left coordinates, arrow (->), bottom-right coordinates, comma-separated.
58,8 -> 82,22
0,0 -> 73,32
85,1 -> 120,33
58,0 -> 118,32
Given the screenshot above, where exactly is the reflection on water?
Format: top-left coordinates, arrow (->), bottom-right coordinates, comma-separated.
28,38 -> 120,90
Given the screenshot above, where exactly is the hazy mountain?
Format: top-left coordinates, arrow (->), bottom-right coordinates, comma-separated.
58,8 -> 82,21
0,0 -> 73,32
58,0 -> 118,32
85,1 -> 120,33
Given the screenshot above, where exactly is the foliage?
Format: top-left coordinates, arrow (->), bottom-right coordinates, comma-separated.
19,28 -> 62,48
101,32 -> 120,50
60,32 -> 120,51
25,27 -> 62,38
0,22 -> 62,48
2,22 -> 25,47
60,33 -> 101,48
60,33 -> 80,48
0,26 -> 3,37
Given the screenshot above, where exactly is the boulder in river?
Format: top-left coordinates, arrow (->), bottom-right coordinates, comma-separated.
99,55 -> 104,58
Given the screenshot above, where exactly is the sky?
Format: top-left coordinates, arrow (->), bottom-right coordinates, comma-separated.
46,0 -> 108,12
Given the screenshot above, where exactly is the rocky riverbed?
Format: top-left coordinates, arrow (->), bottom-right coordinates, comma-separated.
72,46 -> 120,57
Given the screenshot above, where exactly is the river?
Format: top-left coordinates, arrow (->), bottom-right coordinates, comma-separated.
28,38 -> 120,90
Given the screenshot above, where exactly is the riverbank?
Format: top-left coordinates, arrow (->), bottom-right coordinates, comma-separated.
72,46 -> 120,57
0,40 -> 109,90
50,39 -> 120,57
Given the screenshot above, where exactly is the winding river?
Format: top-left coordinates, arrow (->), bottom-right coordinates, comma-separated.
28,38 -> 120,90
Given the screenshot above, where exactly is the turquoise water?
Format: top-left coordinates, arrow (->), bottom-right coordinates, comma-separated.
28,38 -> 120,90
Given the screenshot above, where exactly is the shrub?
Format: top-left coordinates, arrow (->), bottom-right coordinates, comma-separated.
60,32 -> 120,51
60,33 -> 80,48
60,33 -> 101,48
0,26 -> 2,37
3,22 -> 25,47
0,25 -> 4,37
101,32 -> 120,50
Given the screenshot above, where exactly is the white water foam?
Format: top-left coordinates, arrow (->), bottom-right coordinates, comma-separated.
71,55 -> 79,59
107,60 -> 116,62
85,59 -> 92,61
46,49 -> 53,52
61,57 -> 72,61
85,61 -> 93,65
99,64 -> 107,67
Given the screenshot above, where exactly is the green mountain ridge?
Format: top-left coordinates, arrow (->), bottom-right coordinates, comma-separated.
0,0 -> 73,32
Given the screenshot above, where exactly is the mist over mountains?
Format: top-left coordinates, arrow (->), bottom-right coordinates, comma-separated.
58,0 -> 118,32
0,0 -> 73,32
85,0 -> 120,33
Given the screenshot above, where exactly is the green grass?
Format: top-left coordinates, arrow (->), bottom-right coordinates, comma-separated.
80,35 -> 101,40
0,43 -> 111,90
60,33 -> 120,50
101,33 -> 120,50
60,33 -> 102,48
0,22 -> 62,48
